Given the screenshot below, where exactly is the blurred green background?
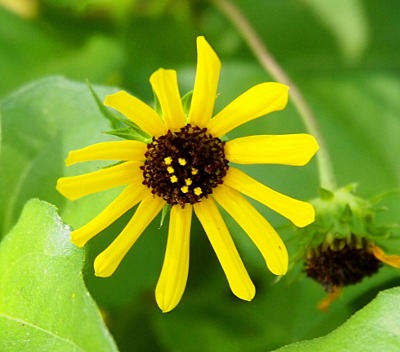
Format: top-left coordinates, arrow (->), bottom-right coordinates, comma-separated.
0,0 -> 400,351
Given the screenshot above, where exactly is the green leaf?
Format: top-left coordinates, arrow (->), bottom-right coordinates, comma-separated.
0,199 -> 119,351
0,76 -> 121,237
272,287 -> 400,351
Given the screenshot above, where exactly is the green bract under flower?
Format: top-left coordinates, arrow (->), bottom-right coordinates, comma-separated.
56,36 -> 319,312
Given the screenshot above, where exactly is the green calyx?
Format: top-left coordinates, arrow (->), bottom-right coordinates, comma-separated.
297,184 -> 392,252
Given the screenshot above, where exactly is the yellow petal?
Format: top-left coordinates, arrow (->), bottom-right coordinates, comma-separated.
318,286 -> 342,312
207,83 -> 289,137
66,141 -> 147,166
104,91 -> 167,137
94,194 -> 165,277
193,197 -> 255,301
371,244 -> 400,268
224,167 -> 315,228
212,185 -> 288,275
225,134 -> 319,165
156,205 -> 192,313
188,36 -> 221,128
71,183 -> 149,247
149,68 -> 186,131
56,161 -> 143,201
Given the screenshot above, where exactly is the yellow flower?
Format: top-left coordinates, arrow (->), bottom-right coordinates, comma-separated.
56,36 -> 319,312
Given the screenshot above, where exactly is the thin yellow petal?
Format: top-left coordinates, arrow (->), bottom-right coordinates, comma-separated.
371,244 -> 400,268
188,36 -> 221,128
318,286 -> 342,312
66,141 -> 147,166
156,205 -> 192,313
104,91 -> 167,137
56,161 -> 143,201
94,194 -> 165,277
207,83 -> 289,137
224,167 -> 315,228
71,183 -> 149,247
194,197 -> 255,301
212,185 -> 288,275
225,134 -> 319,165
150,68 -> 185,131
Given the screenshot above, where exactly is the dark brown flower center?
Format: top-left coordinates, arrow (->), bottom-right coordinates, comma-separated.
141,124 -> 229,207
305,236 -> 381,292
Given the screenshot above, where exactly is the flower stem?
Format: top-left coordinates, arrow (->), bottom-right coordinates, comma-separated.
211,0 -> 337,190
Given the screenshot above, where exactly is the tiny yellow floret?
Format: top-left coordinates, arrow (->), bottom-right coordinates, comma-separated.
191,168 -> 198,175
194,187 -> 202,195
170,175 -> 178,183
167,166 -> 174,174
178,158 -> 187,166
181,186 -> 189,193
164,157 -> 172,165
185,178 -> 193,186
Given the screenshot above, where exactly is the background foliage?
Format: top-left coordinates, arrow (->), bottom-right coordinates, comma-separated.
0,0 -> 399,351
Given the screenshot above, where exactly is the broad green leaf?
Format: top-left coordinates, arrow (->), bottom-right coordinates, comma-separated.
0,199 -> 119,352
272,287 -> 400,351
0,77 -> 121,237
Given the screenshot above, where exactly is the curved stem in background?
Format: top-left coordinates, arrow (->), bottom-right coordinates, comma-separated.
211,0 -> 337,191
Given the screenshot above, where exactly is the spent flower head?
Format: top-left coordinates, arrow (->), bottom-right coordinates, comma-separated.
57,36 -> 319,312
294,184 -> 400,311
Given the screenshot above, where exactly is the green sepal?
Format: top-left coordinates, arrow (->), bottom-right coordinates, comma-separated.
104,127 -> 151,143
340,204 -> 353,223
318,187 -> 335,201
111,115 -> 151,141
181,90 -> 193,116
160,203 -> 171,228
153,89 -> 163,118
86,79 -> 120,129
343,183 -> 358,192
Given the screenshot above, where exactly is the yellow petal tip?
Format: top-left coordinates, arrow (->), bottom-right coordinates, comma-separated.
70,233 -> 87,248
94,256 -> 114,278
103,90 -> 130,108
55,178 -> 75,201
294,202 -> 316,228
232,284 -> 256,302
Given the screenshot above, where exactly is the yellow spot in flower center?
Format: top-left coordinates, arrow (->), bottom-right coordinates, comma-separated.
164,157 -> 172,165
191,168 -> 198,175
185,178 -> 192,186
178,158 -> 187,166
194,187 -> 202,195
181,186 -> 189,193
170,175 -> 178,183
167,166 -> 174,174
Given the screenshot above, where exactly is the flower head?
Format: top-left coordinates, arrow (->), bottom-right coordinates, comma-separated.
294,185 -> 400,311
56,36 -> 318,312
